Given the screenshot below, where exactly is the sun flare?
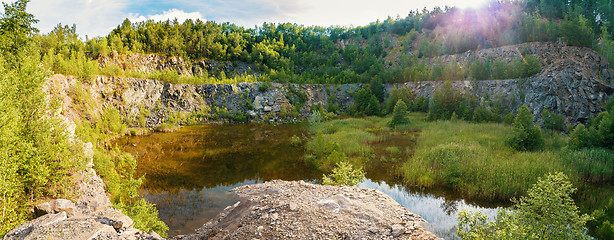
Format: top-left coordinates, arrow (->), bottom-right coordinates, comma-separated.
456,0 -> 490,9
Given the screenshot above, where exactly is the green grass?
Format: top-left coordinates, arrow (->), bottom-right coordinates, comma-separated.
307,117 -> 383,169
401,114 -> 568,200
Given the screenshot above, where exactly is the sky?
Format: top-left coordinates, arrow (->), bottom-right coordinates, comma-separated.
6,0 -> 490,38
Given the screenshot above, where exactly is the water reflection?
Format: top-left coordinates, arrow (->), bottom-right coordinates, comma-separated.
116,124 -> 501,238
141,181 -> 248,236
360,179 -> 500,239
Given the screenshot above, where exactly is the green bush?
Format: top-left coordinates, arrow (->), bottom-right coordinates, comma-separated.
289,135 -> 302,146
258,81 -> 272,91
322,161 -> 365,187
428,81 -> 462,121
588,199 -> 614,240
569,124 -> 592,149
389,99 -> 410,128
0,2 -> 86,235
506,105 -> 544,151
412,96 -> 429,112
568,99 -> 614,150
542,106 -> 564,131
458,173 -> 591,240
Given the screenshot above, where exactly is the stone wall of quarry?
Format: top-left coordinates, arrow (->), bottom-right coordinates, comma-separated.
52,42 -> 614,131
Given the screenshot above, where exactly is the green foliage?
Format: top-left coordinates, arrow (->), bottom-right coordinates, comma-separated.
412,96 -> 429,112
458,173 -> 591,240
428,81 -> 462,121
383,87 -> 414,114
351,87 -> 380,116
561,12 -> 594,48
289,135 -> 302,146
542,106 -> 564,131
389,100 -> 410,128
258,81 -> 272,91
0,1 -> 89,236
92,149 -> 168,237
322,161 -> 366,186
569,98 -> 614,150
116,199 -> 169,237
588,199 -> 614,240
506,105 -> 544,151
560,148 -> 614,183
401,114 -> 566,200
570,124 -> 592,149
599,26 -> 614,72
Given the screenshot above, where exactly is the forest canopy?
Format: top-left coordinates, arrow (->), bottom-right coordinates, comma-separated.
36,0 -> 614,85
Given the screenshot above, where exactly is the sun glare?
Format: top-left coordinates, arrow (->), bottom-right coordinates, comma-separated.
456,0 -> 489,9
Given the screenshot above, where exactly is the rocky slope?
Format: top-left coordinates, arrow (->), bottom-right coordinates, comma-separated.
175,180 -> 441,240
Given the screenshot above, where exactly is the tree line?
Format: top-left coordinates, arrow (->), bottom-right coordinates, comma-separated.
35,0 -> 614,85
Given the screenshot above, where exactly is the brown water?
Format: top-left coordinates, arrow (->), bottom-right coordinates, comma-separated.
115,123 -> 500,239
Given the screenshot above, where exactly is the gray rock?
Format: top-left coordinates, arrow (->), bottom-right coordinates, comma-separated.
34,199 -> 78,218
391,223 -> 405,237
4,212 -> 67,239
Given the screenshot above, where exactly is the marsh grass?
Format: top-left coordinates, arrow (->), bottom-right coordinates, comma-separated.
401,113 -> 569,201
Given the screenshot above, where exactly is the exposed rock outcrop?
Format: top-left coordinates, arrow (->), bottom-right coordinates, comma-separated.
98,52 -> 259,78
176,180 -> 441,240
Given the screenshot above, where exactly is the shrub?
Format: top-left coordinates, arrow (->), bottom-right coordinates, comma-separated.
413,96 -> 429,112
588,199 -> 614,240
389,99 -> 410,128
383,87 -> 414,114
258,81 -> 272,91
428,81 -> 462,121
457,173 -> 591,240
542,106 -> 564,131
322,161 -> 365,186
289,135 -> 302,146
506,105 -> 544,151
569,124 -> 591,149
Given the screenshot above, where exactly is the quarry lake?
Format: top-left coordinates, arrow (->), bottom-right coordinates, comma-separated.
114,123 -> 501,239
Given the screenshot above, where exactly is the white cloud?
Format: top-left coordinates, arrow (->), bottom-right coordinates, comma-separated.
18,0 -> 492,39
28,0 -> 129,38
128,9 -> 204,24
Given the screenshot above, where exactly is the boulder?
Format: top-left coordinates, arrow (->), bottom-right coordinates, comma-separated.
34,199 -> 78,218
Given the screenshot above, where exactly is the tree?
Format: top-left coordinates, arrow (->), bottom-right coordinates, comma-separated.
0,0 -> 38,67
507,105 -> 544,151
569,123 -> 591,149
366,94 -> 381,116
389,100 -> 410,128
458,173 -> 591,240
428,81 -> 462,121
542,106 -> 564,131
322,161 -> 365,187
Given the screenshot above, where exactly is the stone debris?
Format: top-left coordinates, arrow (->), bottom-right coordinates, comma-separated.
175,180 -> 442,240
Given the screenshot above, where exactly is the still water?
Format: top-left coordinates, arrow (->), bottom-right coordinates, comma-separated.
115,123 -> 500,239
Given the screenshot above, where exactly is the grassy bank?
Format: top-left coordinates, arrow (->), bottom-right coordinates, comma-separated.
401,113 -> 568,201
306,112 -> 614,205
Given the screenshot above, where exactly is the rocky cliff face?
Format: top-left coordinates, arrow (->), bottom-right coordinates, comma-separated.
98,52 -> 259,78
397,42 -> 614,124
87,41 -> 614,127
48,74 -> 361,128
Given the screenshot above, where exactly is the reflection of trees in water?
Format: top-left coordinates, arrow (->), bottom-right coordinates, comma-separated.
440,199 -> 459,215
119,123 -> 320,193
142,187 -> 241,236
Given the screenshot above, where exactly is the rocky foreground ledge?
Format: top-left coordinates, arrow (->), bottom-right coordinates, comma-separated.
175,180 -> 441,240
3,178 -> 440,240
